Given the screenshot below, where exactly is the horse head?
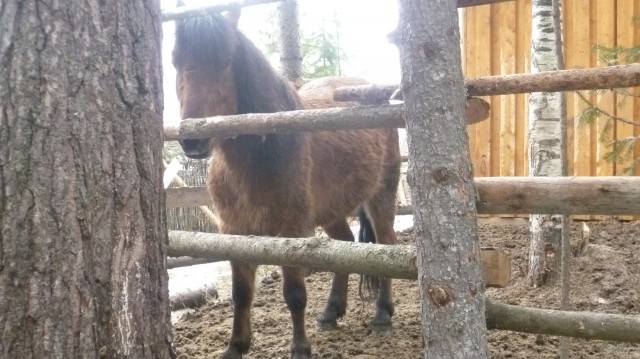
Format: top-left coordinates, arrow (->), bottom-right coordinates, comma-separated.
172,10 -> 242,159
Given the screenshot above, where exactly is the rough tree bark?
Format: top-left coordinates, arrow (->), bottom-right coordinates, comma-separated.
0,1 -> 174,358
278,0 -> 303,84
527,0 -> 568,289
397,0 -> 489,357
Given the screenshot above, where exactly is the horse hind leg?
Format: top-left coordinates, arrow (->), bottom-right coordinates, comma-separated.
221,262 -> 257,359
363,191 -> 399,337
316,219 -> 355,331
282,266 -> 312,359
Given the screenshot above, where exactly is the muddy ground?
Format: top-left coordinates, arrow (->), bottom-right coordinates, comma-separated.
173,219 -> 640,358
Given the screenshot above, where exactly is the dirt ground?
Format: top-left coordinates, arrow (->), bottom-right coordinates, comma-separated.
173,219 -> 640,358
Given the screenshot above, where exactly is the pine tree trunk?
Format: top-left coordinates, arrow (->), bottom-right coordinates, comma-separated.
397,1 -> 489,357
278,0 -> 303,83
0,1 -> 174,358
527,0 -> 568,288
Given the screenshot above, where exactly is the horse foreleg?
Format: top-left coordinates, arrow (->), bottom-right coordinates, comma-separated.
365,196 -> 398,337
316,220 -> 355,330
282,266 -> 311,359
221,262 -> 257,359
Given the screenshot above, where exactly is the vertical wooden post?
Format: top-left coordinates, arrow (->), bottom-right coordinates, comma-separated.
278,0 -> 303,84
397,0 -> 489,357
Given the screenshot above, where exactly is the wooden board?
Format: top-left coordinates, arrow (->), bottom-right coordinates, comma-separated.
460,0 -> 639,220
481,247 -> 511,288
616,0 -> 639,220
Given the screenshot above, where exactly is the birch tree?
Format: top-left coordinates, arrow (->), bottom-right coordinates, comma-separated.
527,0 -> 568,288
397,0 -> 489,357
0,1 -> 174,357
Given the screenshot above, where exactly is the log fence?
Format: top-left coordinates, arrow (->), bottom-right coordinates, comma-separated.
164,65 -> 640,141
160,0 -> 640,346
168,230 -> 640,343
166,176 -> 640,215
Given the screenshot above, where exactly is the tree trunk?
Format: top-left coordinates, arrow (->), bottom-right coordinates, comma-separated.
0,1 -> 174,358
527,0 -> 568,289
278,0 -> 303,84
397,1 -> 489,357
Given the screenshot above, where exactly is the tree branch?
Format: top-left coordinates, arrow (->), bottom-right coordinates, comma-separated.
575,90 -> 640,126
161,0 -> 284,22
167,256 -> 217,269
170,284 -> 218,310
168,230 -> 417,280
163,104 -> 405,140
161,0 -> 515,22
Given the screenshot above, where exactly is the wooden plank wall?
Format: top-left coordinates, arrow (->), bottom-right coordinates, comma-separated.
462,0 -> 640,219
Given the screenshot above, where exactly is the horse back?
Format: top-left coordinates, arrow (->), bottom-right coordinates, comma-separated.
309,129 -> 400,226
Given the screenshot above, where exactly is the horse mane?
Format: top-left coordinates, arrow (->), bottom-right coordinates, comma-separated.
175,14 -> 303,115
175,15 -> 236,70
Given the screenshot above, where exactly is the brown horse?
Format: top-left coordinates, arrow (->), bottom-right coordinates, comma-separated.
173,11 -> 401,359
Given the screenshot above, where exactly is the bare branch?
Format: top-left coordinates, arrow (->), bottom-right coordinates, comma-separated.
167,256 -> 217,269
161,0 -> 284,22
575,90 -> 640,126
162,0 -> 515,22
164,104 -> 405,140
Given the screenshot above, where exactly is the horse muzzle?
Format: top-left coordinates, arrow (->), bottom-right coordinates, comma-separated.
179,139 -> 212,159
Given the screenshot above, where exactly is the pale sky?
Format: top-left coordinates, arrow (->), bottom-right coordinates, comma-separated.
160,0 -> 401,124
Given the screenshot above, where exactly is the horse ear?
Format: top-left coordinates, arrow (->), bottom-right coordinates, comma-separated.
225,6 -> 242,29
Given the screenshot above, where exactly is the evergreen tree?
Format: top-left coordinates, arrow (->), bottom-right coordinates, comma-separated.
259,8 -> 347,79
576,16 -> 640,174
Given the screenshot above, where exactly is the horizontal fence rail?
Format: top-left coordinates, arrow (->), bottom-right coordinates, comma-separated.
167,230 -> 640,343
164,104 -> 403,140
161,0 -> 516,22
161,0 -> 284,22
164,65 -> 640,140
333,64 -> 640,103
165,176 -> 640,215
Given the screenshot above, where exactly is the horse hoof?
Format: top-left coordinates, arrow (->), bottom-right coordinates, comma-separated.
290,342 -> 311,359
316,317 -> 338,331
371,323 -> 393,337
220,349 -> 243,359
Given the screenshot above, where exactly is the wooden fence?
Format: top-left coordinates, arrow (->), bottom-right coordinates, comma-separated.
463,0 -> 640,179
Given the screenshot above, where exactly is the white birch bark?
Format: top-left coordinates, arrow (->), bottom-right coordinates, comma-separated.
527,0 -> 568,290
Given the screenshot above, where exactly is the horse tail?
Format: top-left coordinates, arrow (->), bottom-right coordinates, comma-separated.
357,208 -> 380,301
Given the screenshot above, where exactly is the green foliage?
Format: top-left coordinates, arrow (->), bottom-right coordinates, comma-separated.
259,9 -> 347,79
575,16 -> 639,174
594,44 -> 640,64
299,17 -> 346,78
163,141 -> 187,165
